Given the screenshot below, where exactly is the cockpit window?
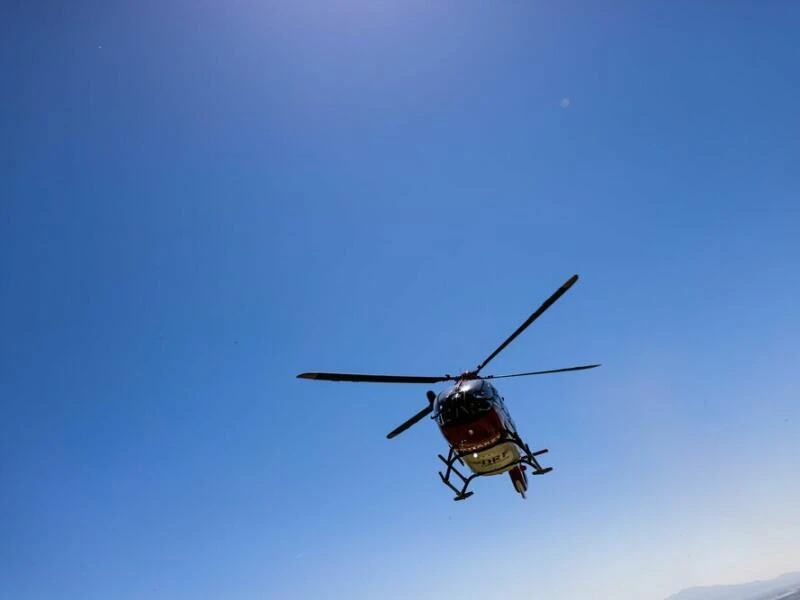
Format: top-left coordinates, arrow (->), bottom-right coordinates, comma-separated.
436,382 -> 493,426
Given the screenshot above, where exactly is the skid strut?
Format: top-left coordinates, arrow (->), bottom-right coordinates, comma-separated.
437,430 -> 552,501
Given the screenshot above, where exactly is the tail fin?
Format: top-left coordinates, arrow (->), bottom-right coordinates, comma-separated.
508,465 -> 528,498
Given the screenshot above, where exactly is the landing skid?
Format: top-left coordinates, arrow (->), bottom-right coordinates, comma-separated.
437,430 -> 552,501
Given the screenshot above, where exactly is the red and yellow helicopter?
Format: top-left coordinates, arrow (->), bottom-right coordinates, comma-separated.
298,274 -> 599,500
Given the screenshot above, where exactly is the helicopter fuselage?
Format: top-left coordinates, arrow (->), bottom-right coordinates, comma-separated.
434,378 -> 528,493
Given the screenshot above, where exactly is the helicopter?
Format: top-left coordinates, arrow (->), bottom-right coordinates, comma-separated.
297,274 -> 599,501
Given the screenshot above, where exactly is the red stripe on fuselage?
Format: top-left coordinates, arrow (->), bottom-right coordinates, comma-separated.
439,406 -> 508,453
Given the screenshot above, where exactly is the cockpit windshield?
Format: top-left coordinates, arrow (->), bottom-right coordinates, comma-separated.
435,380 -> 495,426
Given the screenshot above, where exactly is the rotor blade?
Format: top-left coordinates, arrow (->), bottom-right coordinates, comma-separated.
484,364 -> 601,379
297,372 -> 452,384
386,405 -> 434,439
475,274 -> 580,374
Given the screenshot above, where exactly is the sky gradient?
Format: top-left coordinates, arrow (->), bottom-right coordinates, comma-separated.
2,2 -> 800,599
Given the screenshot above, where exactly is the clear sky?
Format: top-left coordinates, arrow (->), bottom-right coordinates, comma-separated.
2,2 -> 799,599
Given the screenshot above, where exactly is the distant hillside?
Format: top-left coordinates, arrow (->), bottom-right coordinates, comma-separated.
666,571 -> 800,600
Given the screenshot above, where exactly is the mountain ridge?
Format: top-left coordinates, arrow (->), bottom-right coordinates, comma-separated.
666,571 -> 800,600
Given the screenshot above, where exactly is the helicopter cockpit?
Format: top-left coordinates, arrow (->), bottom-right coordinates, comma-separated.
434,379 -> 500,427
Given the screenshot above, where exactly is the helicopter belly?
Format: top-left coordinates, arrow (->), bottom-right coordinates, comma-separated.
462,441 -> 521,475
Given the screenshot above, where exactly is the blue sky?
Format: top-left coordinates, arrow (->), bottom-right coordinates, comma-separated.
2,2 -> 799,599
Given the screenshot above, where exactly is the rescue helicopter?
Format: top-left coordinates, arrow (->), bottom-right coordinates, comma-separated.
297,274 -> 599,501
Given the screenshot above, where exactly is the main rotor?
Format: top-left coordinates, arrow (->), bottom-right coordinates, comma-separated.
297,274 -> 600,437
